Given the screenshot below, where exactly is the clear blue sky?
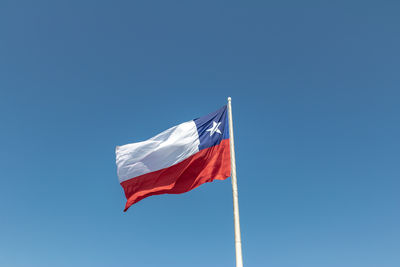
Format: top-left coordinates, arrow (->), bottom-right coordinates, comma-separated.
1,1 -> 399,266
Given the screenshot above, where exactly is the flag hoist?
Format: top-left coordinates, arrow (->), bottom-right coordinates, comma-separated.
115,97 -> 243,267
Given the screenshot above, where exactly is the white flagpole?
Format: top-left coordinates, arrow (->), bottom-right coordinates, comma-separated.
227,97 -> 243,267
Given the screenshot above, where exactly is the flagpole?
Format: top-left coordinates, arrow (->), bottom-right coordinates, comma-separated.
227,97 -> 243,267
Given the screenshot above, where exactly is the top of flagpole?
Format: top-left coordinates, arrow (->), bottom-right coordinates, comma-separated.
228,97 -> 232,102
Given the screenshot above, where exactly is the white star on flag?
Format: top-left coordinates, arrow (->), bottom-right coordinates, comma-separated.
206,121 -> 222,136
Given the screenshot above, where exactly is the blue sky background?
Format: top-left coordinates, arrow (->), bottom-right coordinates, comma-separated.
1,1 -> 399,266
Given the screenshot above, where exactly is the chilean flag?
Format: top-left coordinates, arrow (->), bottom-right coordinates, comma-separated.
116,106 -> 231,211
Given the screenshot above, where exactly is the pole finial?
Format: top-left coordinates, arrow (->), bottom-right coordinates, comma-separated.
228,97 -> 232,102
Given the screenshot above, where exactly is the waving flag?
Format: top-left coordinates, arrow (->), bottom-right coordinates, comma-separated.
116,106 -> 231,211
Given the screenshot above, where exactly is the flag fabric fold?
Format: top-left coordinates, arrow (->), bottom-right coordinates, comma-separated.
116,106 -> 231,211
